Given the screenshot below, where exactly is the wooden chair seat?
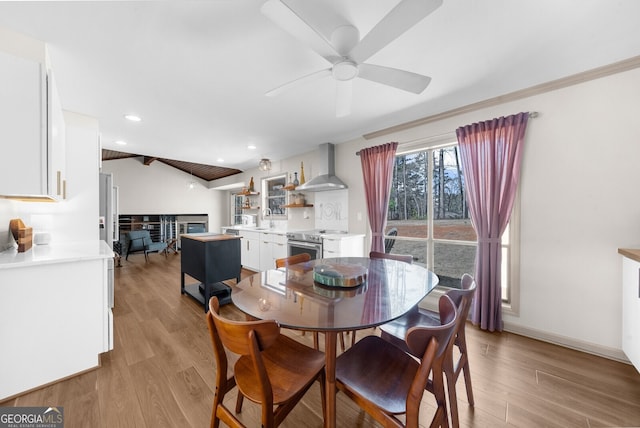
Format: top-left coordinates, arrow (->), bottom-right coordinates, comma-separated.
335,295 -> 458,428
234,334 -> 325,406
207,296 -> 326,428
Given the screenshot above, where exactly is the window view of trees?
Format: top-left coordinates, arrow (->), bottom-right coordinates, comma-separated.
386,145 -> 477,289
388,147 -> 469,224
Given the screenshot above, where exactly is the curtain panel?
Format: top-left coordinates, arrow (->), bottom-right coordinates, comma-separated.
456,112 -> 529,331
359,142 -> 398,253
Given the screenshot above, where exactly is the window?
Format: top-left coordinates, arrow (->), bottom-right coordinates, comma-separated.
262,174 -> 287,217
386,138 -> 518,306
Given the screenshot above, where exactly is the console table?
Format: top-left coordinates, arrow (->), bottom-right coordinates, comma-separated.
180,233 -> 241,312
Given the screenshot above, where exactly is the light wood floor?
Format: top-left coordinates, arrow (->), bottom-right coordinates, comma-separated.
3,252 -> 640,427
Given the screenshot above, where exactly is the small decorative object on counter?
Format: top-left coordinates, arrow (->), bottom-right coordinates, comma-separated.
9,218 -> 33,252
300,161 -> 306,184
248,176 -> 255,192
293,172 -> 299,186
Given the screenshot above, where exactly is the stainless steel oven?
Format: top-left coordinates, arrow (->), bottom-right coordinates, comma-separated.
286,230 -> 323,260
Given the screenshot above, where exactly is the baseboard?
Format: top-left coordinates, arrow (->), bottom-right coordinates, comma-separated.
418,288 -> 630,364
503,321 -> 630,364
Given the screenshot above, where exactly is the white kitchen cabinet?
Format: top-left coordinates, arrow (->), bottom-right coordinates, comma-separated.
0,50 -> 66,200
0,241 -> 113,400
240,230 -> 260,271
259,232 -> 287,271
323,234 -> 365,258
47,70 -> 66,198
622,255 -> 640,371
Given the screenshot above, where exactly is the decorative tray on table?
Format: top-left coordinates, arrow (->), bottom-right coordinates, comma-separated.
313,263 -> 368,288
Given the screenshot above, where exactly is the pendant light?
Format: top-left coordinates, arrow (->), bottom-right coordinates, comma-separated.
258,158 -> 272,171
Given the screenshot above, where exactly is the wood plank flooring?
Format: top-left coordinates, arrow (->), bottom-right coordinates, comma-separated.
3,252 -> 640,427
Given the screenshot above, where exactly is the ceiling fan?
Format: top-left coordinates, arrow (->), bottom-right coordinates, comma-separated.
261,0 -> 443,117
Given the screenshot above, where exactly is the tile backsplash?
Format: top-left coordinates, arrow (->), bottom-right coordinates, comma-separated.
315,189 -> 348,231
0,199 -> 17,251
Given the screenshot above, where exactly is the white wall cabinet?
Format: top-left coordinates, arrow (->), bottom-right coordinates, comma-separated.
240,230 -> 260,271
622,255 -> 640,371
323,234 -> 365,258
0,50 -> 65,200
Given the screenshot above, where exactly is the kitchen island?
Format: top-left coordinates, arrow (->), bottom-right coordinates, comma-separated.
180,233 -> 242,312
0,240 -> 113,401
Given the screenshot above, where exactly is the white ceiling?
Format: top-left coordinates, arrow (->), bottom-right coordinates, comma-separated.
1,1 -> 639,173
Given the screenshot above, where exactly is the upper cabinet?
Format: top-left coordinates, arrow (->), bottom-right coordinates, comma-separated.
0,50 -> 66,201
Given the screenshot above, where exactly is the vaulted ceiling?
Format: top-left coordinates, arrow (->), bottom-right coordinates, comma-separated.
2,1 -> 640,176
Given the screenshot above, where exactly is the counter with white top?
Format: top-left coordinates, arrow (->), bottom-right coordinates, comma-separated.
0,240 -> 114,400
0,239 -> 113,269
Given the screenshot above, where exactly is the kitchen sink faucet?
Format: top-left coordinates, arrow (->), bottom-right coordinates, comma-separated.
263,208 -> 274,229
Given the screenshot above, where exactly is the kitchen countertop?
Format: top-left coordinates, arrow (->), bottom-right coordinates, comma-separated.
618,248 -> 640,263
0,240 -> 113,269
222,225 -> 290,235
181,233 -> 242,242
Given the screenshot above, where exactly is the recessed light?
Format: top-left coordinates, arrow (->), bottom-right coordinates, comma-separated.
124,114 -> 141,122
217,158 -> 224,163
247,144 -> 257,150
115,140 -> 127,146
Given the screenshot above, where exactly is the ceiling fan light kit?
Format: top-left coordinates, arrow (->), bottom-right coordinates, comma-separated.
261,0 -> 443,117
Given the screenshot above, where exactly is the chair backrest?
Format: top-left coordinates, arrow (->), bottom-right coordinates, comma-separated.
384,227 -> 398,253
275,253 -> 311,268
206,297 -> 230,388
369,251 -> 413,264
406,294 -> 457,360
443,273 -> 477,324
209,301 -> 280,356
125,230 -> 151,250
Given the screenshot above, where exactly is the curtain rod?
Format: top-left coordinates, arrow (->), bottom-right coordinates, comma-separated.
356,111 -> 538,155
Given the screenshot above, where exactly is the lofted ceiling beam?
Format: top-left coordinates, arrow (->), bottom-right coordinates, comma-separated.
143,156 -> 158,166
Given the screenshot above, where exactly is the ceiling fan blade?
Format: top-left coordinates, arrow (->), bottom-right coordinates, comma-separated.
349,0 -> 443,63
261,0 -> 341,63
358,63 -> 431,94
265,68 -> 332,97
335,80 -> 352,117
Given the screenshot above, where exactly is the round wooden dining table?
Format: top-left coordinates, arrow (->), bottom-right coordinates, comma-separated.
230,256 -> 439,428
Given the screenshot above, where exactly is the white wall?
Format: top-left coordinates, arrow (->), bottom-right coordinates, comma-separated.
100,157 -> 226,232
334,67 -> 640,359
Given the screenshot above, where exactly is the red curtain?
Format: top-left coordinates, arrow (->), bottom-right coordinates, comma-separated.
456,112 -> 529,331
359,142 -> 398,253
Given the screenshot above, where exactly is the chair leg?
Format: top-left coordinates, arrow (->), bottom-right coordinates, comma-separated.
462,359 -> 474,405
446,372 -> 459,428
457,332 -> 474,406
235,392 -> 244,413
313,332 -> 319,350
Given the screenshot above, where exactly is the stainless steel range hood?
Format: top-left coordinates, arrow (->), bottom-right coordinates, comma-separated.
296,143 -> 347,192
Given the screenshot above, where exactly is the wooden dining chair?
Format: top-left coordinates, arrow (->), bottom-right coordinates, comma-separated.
335,295 -> 458,428
380,274 -> 477,428
274,253 -> 347,352
206,296 -> 326,428
275,252 -> 311,268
